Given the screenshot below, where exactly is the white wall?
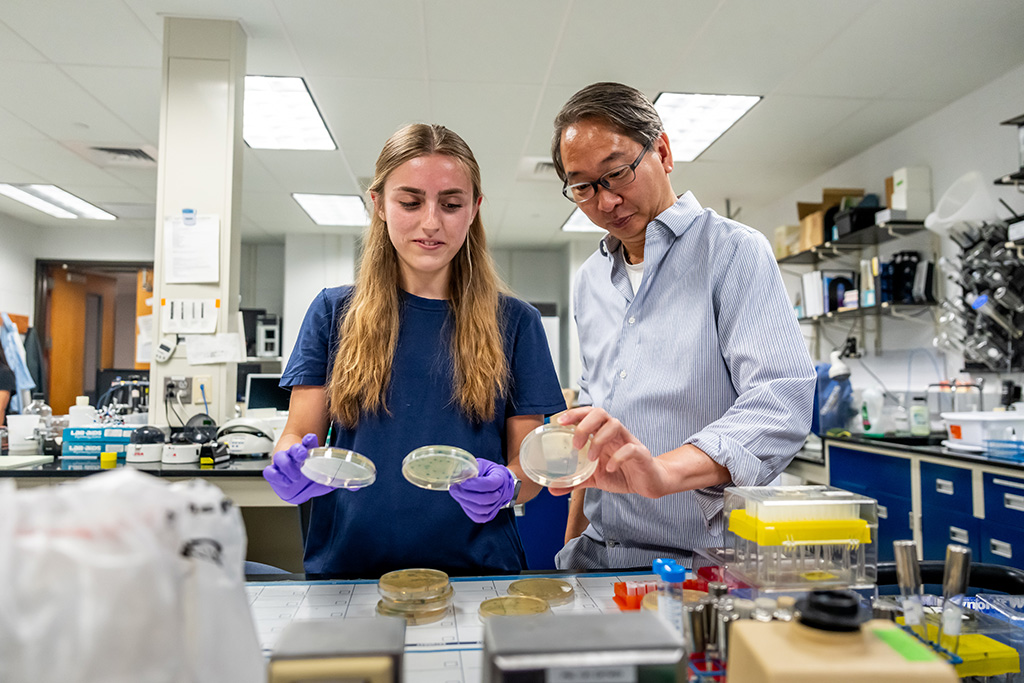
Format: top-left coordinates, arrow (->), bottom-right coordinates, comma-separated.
282,233 -> 356,362
742,62 -> 1024,406
240,243 -> 285,317
0,214 -> 38,325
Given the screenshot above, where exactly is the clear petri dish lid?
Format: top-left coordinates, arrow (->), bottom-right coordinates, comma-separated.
518,423 -> 596,488
301,447 -> 377,490
375,599 -> 450,625
401,445 -> 479,491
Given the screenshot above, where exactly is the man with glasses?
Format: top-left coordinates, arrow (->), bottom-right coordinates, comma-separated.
549,82 -> 815,570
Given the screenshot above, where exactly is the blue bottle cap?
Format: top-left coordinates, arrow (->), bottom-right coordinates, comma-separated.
652,558 -> 677,574
972,294 -> 988,309
656,562 -> 687,583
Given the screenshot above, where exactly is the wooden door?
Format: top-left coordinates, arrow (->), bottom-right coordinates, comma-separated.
46,267 -> 116,414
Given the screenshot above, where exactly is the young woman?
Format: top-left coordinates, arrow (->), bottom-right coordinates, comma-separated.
263,123 -> 565,577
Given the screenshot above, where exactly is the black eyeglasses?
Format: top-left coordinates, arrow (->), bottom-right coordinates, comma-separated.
562,141 -> 653,203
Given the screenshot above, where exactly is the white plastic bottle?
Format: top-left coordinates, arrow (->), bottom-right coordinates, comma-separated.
67,395 -> 97,427
861,387 -> 885,436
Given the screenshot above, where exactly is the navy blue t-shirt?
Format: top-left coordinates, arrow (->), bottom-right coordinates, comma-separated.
281,286 -> 565,577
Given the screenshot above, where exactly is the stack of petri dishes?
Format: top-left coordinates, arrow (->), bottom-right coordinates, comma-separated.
376,568 -> 453,625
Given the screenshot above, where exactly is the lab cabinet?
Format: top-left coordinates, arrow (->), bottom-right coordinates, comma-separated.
921,506 -> 979,560
828,444 -> 911,562
983,472 -> 1024,528
920,461 -> 974,514
981,522 -> 1024,571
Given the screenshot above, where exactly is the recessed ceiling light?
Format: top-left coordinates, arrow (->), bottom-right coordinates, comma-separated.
244,76 -> 336,151
653,92 -> 761,162
292,193 -> 369,226
560,208 -> 604,233
0,183 -> 115,220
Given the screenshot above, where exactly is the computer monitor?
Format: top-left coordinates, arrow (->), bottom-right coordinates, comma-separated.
244,373 -> 291,413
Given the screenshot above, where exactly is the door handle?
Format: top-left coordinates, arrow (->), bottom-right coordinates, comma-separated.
990,539 -> 1013,559
949,526 -> 969,544
935,479 -> 954,495
877,504 -> 888,519
1005,493 -> 1024,513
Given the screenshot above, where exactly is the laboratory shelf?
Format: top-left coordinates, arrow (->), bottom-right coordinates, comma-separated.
796,302 -> 935,324
777,221 -> 926,266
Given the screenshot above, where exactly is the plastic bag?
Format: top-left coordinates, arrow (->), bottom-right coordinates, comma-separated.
0,468 -> 265,683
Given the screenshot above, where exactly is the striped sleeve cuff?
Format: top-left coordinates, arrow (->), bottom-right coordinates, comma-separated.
685,432 -> 765,529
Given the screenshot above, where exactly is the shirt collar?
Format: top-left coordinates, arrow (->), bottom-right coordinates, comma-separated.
598,191 -> 702,260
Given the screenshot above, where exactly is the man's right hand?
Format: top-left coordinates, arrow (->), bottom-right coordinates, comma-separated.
263,433 -> 334,504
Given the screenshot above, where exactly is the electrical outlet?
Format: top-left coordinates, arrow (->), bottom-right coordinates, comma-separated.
193,375 -> 212,406
164,376 -> 192,401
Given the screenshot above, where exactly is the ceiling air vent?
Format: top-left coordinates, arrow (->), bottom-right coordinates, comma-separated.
517,156 -> 560,182
63,141 -> 159,168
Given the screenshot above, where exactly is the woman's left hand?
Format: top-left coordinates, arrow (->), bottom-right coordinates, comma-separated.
449,459 -> 516,523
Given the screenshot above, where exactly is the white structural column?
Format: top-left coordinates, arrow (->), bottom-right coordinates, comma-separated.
151,18 -> 246,426
281,233 -> 357,363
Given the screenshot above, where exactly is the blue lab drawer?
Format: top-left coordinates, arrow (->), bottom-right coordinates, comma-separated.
981,521 -> 1024,571
829,445 -> 911,498
921,504 -> 979,561
872,490 -> 913,563
920,461 -> 973,515
983,472 -> 1024,528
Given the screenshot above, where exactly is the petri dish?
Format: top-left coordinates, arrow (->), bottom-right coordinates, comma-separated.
375,600 -> 450,625
518,423 -> 596,488
641,591 -> 659,612
377,585 -> 454,610
378,568 -> 451,601
301,447 -> 376,489
478,596 -> 550,619
401,445 -> 479,491
507,578 -> 575,606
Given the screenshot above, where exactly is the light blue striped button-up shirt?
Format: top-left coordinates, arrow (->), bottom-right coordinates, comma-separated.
555,192 -> 815,570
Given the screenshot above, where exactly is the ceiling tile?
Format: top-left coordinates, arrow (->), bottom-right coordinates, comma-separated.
1,138 -> 127,186
0,17 -> 46,61
63,65 -> 163,141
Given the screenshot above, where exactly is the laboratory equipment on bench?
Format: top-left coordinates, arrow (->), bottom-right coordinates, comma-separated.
127,425 -> 167,463
216,417 -> 275,457
481,612 -> 684,683
722,485 -> 878,593
255,314 -> 280,358
728,589 -> 958,682
268,617 -> 404,683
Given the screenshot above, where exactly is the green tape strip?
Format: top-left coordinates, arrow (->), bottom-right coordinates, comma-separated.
872,628 -> 939,662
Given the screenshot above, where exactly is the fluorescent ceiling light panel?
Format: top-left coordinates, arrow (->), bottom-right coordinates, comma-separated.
244,76 -> 336,150
0,183 -> 115,219
561,208 -> 605,233
293,193 -> 369,226
653,92 -> 761,162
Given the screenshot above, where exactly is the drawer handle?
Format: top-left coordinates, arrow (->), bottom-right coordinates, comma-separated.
949,527 -> 969,544
1005,493 -> 1024,513
991,539 -> 1013,560
935,479 -> 954,495
877,505 -> 888,519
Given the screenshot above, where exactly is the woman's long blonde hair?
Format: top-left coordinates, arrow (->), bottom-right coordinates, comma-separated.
327,123 -> 508,427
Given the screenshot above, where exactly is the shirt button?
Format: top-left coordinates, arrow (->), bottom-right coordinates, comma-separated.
619,370 -> 627,379
628,316 -> 636,324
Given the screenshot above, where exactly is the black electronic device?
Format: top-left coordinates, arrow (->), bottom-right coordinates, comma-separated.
245,373 -> 291,413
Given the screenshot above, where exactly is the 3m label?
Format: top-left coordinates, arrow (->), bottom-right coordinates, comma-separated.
548,666 -> 638,683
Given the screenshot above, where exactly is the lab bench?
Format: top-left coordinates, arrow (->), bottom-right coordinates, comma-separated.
824,434 -> 1024,568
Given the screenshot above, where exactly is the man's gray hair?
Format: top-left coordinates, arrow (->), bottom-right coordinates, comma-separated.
550,82 -> 664,182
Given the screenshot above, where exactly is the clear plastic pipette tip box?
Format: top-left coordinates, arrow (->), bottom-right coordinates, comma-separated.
723,485 -> 878,591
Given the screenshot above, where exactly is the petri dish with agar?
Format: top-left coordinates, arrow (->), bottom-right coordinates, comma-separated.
478,596 -> 550,619
518,423 -> 596,488
507,578 -> 575,606
401,445 -> 479,491
375,600 -> 450,625
301,447 -> 377,490
378,568 -> 451,601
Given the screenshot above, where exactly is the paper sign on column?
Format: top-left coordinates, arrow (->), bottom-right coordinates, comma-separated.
161,298 -> 219,334
163,214 -> 220,284
184,333 -> 243,365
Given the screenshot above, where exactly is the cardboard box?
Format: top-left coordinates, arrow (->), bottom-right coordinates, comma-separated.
774,224 -> 802,258
796,188 -> 865,251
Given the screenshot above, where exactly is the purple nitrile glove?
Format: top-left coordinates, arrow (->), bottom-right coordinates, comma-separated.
263,433 -> 334,505
449,459 -> 516,524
